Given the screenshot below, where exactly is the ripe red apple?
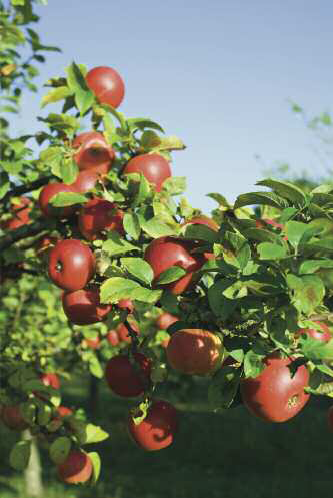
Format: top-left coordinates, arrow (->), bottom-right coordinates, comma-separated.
240,354 -> 310,422
83,336 -> 101,349
71,170 -> 101,193
72,131 -> 115,173
296,321 -> 331,343
123,153 -> 171,192
144,236 -> 204,295
2,197 -> 32,230
86,66 -> 125,109
105,353 -> 151,397
39,182 -> 77,218
1,405 -> 28,431
118,299 -> 134,312
78,198 -> 124,240
117,320 -> 140,344
57,449 -> 93,484
40,373 -> 60,389
107,330 -> 120,346
48,239 -> 95,292
62,286 -> 112,325
127,399 -> 178,451
166,328 -> 224,375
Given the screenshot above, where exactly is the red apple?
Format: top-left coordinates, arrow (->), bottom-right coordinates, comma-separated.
1,405 -> 28,431
144,236 -> 204,295
40,373 -> 60,390
71,170 -> 101,193
78,198 -> 124,240
127,399 -> 178,451
118,299 -> 134,312
48,239 -> 95,292
86,66 -> 125,109
105,353 -> 151,397
117,319 -> 140,344
83,336 -> 101,349
38,182 -> 77,218
57,450 -> 93,484
2,197 -> 32,230
297,321 -> 331,343
72,131 -> 115,173
107,330 -> 120,346
240,354 -> 310,422
123,153 -> 171,192
62,286 -> 112,325
156,312 -> 179,330
166,328 -> 224,375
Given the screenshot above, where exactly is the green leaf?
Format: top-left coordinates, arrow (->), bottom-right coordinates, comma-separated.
50,191 -> 86,207
66,62 -> 94,115
284,221 -> 317,247
141,217 -> 176,238
0,173 -> 10,199
84,424 -> 109,444
156,266 -> 187,285
132,173 -> 151,206
183,224 -> 219,243
256,179 -> 307,205
234,191 -> 288,210
162,176 -> 186,195
60,158 -> 78,184
89,357 -> 103,378
102,232 -> 138,257
49,437 -> 71,464
243,350 -> 265,378
9,441 -> 31,471
300,336 -> 333,361
100,277 -> 161,304
207,193 -> 231,207
126,117 -> 165,133
208,367 -> 241,409
257,242 -> 287,260
123,212 -> 141,239
121,257 -> 154,285
286,274 -> 325,315
41,86 -> 73,108
89,452 -> 101,484
208,279 -> 238,319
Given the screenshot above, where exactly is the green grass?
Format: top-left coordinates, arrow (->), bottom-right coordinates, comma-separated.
1,375 -> 332,498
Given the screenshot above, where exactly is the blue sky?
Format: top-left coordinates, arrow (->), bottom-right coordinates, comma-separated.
14,0 -> 333,213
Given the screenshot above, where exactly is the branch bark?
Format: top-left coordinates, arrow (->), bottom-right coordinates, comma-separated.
0,219 -> 50,251
2,176 -> 52,204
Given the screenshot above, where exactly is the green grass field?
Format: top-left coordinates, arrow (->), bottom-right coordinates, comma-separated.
1,374 -> 332,498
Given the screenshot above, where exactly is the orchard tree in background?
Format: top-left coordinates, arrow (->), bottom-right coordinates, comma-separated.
2,0 -> 333,492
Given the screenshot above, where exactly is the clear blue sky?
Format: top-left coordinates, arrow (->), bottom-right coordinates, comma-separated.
15,0 -> 333,213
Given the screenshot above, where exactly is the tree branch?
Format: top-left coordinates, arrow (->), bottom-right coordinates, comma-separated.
0,219 -> 50,251
2,176 -> 52,204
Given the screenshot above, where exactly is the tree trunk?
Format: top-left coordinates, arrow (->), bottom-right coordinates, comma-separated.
22,429 -> 43,497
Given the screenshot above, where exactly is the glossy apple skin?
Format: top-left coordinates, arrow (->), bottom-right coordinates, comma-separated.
2,197 -> 31,230
105,353 -> 151,397
86,66 -> 125,109
40,373 -> 60,389
48,239 -> 95,292
107,330 -> 120,346
123,153 -> 171,192
144,237 -> 204,295
57,450 -> 93,484
71,170 -> 101,193
167,329 -> 224,375
1,405 -> 28,431
240,354 -> 310,423
118,299 -> 134,312
72,131 -> 115,173
39,182 -> 77,218
117,320 -> 140,344
62,286 -> 112,325
78,198 -> 124,240
297,321 -> 331,343
128,399 -> 178,451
